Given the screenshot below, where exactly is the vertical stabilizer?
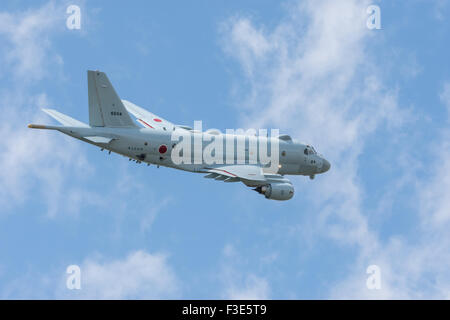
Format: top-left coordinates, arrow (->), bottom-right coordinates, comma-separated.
87,70 -> 138,128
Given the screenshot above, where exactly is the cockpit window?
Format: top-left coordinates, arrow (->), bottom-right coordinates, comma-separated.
305,145 -> 317,155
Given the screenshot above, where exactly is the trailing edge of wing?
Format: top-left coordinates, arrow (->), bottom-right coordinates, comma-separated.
204,173 -> 219,179
206,165 -> 266,182
215,175 -> 228,181
203,165 -> 269,186
42,108 -> 89,127
203,172 -> 240,183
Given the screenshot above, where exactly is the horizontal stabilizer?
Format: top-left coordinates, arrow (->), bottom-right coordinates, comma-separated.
42,108 -> 89,127
28,124 -> 60,130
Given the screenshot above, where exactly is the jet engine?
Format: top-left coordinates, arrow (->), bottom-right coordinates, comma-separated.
254,183 -> 294,201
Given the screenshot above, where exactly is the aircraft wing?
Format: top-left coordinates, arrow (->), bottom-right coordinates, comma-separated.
203,164 -> 294,200
203,164 -> 290,185
122,100 -> 176,131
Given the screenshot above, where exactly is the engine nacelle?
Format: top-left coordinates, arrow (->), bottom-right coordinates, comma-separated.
254,183 -> 294,201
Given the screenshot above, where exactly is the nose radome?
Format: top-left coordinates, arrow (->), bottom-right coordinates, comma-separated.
322,159 -> 330,173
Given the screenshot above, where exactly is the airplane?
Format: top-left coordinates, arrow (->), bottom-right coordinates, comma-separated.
28,70 -> 330,201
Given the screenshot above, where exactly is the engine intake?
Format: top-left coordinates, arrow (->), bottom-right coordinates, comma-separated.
254,183 -> 294,201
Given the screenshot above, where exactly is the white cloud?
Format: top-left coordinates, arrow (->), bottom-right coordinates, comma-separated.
101,168 -> 173,236
222,0 -> 394,249
0,2 -> 100,217
420,135 -> 450,227
329,86 -> 450,299
1,250 -> 180,299
220,244 -> 270,299
0,91 -> 94,217
222,19 -> 271,77
221,0 -> 450,299
70,250 -> 179,299
0,1 -> 171,300
422,82 -> 450,228
0,2 -> 65,82
225,275 -> 270,300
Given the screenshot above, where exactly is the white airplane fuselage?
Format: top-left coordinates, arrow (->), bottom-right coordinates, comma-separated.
52,125 -> 330,177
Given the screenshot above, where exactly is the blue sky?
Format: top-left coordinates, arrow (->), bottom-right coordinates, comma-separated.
0,0 -> 450,299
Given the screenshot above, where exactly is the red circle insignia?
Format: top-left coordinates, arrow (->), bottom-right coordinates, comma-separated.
159,145 -> 167,154
154,118 -> 162,122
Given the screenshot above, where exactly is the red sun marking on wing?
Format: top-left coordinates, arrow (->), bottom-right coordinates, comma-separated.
153,118 -> 162,122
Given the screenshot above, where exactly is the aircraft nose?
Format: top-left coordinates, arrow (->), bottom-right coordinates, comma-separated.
321,159 -> 330,173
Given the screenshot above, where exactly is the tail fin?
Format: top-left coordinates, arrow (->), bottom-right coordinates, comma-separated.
42,108 -> 89,127
87,70 -> 138,128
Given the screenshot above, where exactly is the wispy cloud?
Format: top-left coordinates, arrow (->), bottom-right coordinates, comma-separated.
221,0 -> 450,299
0,2 -> 66,82
329,86 -> 450,299
0,1 -> 94,217
433,0 -> 449,21
65,250 -> 180,299
1,250 -> 180,299
221,0 -> 394,249
0,91 -> 94,217
220,244 -> 270,299
225,275 -> 270,300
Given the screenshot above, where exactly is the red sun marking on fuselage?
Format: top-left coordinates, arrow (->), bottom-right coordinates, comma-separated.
159,145 -> 167,154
